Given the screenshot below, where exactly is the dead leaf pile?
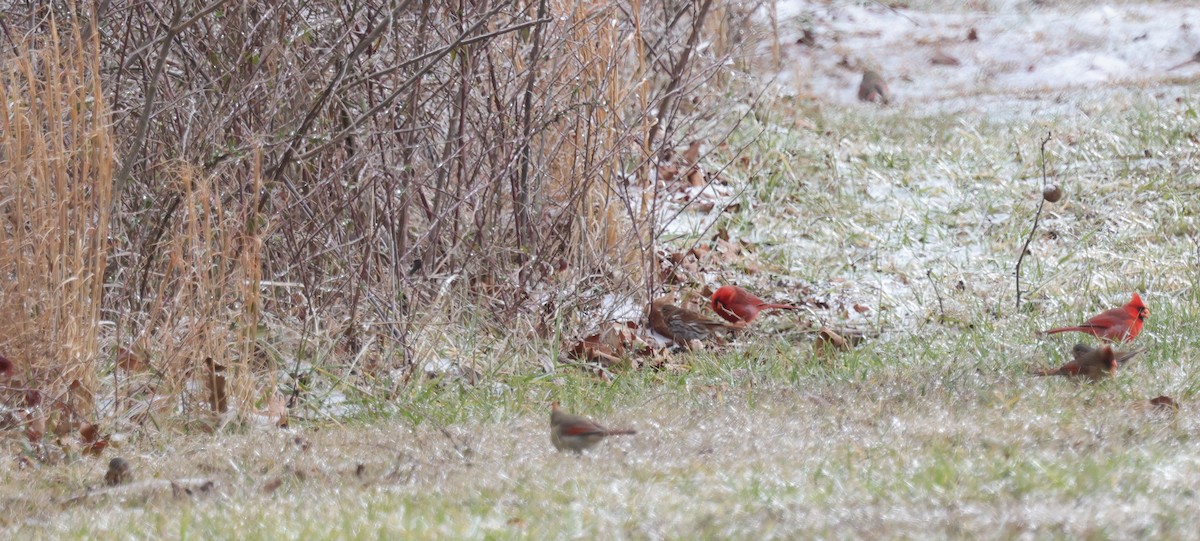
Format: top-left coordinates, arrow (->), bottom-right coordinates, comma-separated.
568,321 -> 653,368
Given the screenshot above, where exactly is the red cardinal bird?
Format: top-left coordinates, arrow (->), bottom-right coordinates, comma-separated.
550,403 -> 636,453
710,285 -> 798,324
1033,345 -> 1117,382
1041,292 -> 1148,342
659,303 -> 743,348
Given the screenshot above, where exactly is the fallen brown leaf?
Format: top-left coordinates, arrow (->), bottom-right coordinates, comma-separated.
568,321 -> 651,368
713,238 -> 742,263
658,164 -> 679,182
815,327 -> 850,355
268,393 -> 289,428
204,358 -> 228,413
796,28 -> 816,47
930,50 -> 960,66
24,389 -> 41,407
682,140 -> 702,165
1150,395 -> 1179,412
116,346 -> 147,372
262,477 -> 285,494
80,422 -> 109,457
68,379 -> 93,416
25,412 -> 45,443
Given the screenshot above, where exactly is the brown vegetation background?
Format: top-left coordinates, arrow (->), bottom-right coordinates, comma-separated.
0,0 -> 763,432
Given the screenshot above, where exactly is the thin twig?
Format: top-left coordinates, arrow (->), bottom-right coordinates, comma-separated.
266,2 -> 404,183
513,0 -> 551,259
113,0 -> 232,72
293,6 -> 530,164
1190,234 -> 1200,293
870,0 -> 919,26
926,269 -> 945,324
1015,132 -> 1053,311
644,0 -> 715,157
111,4 -> 184,210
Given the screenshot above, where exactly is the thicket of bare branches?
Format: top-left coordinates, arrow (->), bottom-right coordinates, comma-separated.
0,0 -> 762,433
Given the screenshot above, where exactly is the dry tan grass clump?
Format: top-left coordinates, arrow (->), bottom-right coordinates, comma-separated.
0,16 -> 112,427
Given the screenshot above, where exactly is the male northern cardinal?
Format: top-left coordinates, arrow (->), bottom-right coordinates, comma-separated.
1040,292 -> 1148,342
550,403 -> 636,453
1033,345 -> 1117,382
710,285 -> 797,324
858,70 -> 890,104
659,303 -> 742,348
1071,343 -> 1144,368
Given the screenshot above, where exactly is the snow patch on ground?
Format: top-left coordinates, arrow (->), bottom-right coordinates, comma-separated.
768,1 -> 1200,107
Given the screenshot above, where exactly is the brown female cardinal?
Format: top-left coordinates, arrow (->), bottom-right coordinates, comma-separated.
1033,345 -> 1117,382
1071,343 -> 1144,368
710,285 -> 797,324
550,403 -> 636,453
1041,292 -> 1148,342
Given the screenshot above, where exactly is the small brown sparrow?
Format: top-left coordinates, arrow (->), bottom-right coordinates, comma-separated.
858,70 -> 890,104
659,303 -> 742,348
105,457 -> 133,486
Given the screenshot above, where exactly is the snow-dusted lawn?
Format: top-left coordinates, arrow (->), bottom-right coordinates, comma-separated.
773,0 -> 1200,105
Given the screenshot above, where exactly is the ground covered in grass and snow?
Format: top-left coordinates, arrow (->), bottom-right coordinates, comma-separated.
775,0 -> 1200,106
7,1 -> 1200,539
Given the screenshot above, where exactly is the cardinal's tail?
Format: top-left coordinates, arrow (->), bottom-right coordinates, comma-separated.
604,428 -> 637,436
1041,326 -> 1088,336
760,303 -> 798,311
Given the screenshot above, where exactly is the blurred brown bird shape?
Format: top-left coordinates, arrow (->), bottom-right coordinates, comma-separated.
710,285 -> 798,324
105,457 -> 132,486
1033,345 -> 1117,382
1071,343 -> 1144,368
550,403 -> 636,453
858,69 -> 889,104
659,303 -> 744,348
